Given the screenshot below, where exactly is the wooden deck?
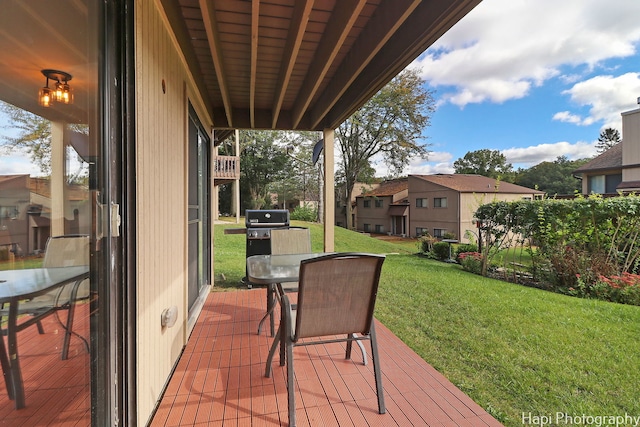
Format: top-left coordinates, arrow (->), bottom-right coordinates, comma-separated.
0,289 -> 504,426
0,303 -> 91,426
149,289 -> 503,427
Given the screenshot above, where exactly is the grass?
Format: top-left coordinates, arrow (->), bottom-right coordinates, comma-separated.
0,257 -> 43,271
213,221 -> 640,426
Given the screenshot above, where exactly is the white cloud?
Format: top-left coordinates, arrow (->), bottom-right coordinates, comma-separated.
501,141 -> 598,167
0,150 -> 42,176
424,151 -> 452,163
553,111 -> 584,125
415,0 -> 640,107
558,72 -> 640,130
407,162 -> 455,175
404,152 -> 455,175
390,142 -> 599,177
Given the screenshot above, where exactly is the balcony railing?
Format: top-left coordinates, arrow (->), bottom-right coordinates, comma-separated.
213,155 -> 240,183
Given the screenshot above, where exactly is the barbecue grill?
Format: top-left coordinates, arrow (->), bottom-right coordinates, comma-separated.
244,209 -> 290,287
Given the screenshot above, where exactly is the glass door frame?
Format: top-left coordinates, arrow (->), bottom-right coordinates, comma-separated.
93,0 -> 136,425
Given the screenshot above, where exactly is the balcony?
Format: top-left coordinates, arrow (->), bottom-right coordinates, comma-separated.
214,155 -> 240,185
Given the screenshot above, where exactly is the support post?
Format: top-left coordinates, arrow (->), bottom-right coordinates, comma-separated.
323,129 -> 335,252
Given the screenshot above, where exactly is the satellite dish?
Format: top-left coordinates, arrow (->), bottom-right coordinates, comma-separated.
312,138 -> 324,165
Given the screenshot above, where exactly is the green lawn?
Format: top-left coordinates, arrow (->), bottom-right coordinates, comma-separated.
0,257 -> 43,271
214,221 -> 640,426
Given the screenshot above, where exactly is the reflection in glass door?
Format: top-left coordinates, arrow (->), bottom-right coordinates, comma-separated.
0,1 -> 101,424
187,108 -> 211,313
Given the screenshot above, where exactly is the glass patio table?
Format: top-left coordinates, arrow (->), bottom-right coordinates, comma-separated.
247,253 -> 328,336
246,253 -> 368,368
0,266 -> 90,409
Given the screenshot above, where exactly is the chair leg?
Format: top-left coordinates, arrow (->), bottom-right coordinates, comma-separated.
369,322 -> 385,414
61,304 -> 76,360
36,321 -> 45,334
265,325 -> 281,378
286,340 -> 296,427
60,280 -> 90,360
345,334 -> 368,365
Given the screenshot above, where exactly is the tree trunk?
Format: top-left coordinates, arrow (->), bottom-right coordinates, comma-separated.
345,183 -> 355,230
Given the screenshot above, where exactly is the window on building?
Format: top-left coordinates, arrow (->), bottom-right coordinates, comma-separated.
375,199 -> 383,208
363,200 -> 371,208
416,227 -> 428,236
0,206 -> 19,220
587,174 -> 622,194
588,175 -> 605,194
433,228 -> 446,238
434,197 -> 447,208
416,198 -> 428,208
606,174 -> 622,193
375,224 -> 384,233
364,223 -> 371,232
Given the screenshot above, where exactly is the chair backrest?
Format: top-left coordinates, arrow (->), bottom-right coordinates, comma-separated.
43,234 -> 90,268
42,235 -> 90,302
294,253 -> 385,340
270,227 -> 311,255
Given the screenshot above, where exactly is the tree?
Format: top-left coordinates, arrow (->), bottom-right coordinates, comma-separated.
336,68 -> 435,229
596,127 -> 621,153
0,101 -> 52,174
515,156 -> 590,195
239,130 -> 292,210
1,101 -> 89,181
281,131 -> 323,222
453,149 -> 514,181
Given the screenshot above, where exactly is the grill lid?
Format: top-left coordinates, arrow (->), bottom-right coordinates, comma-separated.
245,209 -> 290,228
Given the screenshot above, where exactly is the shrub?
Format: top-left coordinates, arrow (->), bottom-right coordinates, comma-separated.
572,273 -> 640,306
418,233 -> 438,253
432,242 -> 451,261
459,252 -> 483,275
455,244 -> 478,262
290,205 -> 317,222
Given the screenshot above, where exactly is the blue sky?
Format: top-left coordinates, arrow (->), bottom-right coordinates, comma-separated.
389,0 -> 640,175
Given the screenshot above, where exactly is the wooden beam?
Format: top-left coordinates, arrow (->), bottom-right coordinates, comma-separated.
250,0 -> 260,128
321,0 -> 482,129
200,0 -> 233,127
291,0 -> 367,129
271,0 -> 313,128
309,0 -> 421,129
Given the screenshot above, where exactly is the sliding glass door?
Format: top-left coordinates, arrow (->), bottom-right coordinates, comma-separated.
0,2 -> 130,425
187,107 -> 211,313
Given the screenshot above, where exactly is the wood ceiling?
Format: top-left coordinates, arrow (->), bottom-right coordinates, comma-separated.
0,1 -> 481,138
161,0 -> 481,137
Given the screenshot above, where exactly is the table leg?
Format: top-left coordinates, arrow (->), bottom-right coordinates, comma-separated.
279,292 -> 286,366
0,325 -> 15,401
8,301 -> 25,409
257,283 -> 276,336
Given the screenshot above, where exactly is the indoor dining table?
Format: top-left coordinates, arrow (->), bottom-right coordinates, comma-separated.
0,266 -> 90,409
